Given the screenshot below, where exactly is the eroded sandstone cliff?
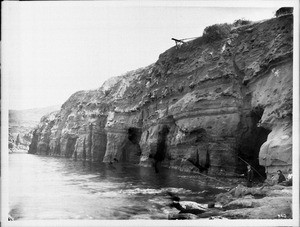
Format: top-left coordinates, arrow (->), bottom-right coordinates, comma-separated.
29,14 -> 293,178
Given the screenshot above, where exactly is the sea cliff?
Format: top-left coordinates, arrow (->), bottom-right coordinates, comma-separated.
29,14 -> 293,179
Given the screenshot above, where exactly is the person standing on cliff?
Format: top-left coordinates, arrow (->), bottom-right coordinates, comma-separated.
246,165 -> 254,187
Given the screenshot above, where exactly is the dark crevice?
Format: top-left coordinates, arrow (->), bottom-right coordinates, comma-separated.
54,138 -> 61,155
155,125 -> 170,162
149,125 -> 170,173
28,129 -> 38,154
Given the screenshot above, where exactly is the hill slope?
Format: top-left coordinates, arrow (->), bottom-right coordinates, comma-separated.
9,105 -> 60,151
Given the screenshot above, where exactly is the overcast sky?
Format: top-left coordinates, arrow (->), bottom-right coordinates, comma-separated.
2,1 -> 285,110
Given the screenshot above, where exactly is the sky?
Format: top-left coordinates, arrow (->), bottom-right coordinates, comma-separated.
2,1 -> 285,110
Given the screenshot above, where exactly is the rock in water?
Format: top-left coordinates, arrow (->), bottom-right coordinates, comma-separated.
175,201 -> 207,213
8,214 -> 14,221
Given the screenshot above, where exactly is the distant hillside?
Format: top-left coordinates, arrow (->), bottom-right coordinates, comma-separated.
9,105 -> 61,128
9,105 -> 61,151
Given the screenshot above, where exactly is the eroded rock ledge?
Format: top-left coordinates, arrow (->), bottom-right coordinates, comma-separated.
29,14 -> 293,178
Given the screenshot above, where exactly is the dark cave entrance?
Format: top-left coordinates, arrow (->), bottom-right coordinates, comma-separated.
65,137 -> 77,158
93,133 -> 107,163
237,107 -> 271,180
54,138 -> 61,155
154,125 -> 170,163
120,127 -> 142,163
188,128 -> 210,173
128,127 -> 142,145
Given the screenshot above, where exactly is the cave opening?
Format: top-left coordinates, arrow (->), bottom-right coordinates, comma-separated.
54,138 -> 61,155
237,107 -> 271,180
120,127 -> 142,163
148,125 -> 170,173
154,125 -> 170,163
189,128 -> 207,143
187,128 -> 210,173
128,127 -> 142,145
65,137 -> 77,158
93,133 -> 107,163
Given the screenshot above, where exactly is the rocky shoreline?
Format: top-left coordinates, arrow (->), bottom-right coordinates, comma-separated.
167,183 -> 292,220
23,8 -> 294,221
217,184 -> 292,219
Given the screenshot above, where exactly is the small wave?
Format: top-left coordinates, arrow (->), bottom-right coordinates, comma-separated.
95,191 -> 124,197
161,187 -> 193,194
216,186 -> 227,190
118,187 -> 194,196
119,188 -> 161,195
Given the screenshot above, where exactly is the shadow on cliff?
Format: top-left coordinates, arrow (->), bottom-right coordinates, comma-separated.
149,125 -> 170,173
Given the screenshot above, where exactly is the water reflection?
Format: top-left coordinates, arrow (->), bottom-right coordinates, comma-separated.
9,153 -> 225,220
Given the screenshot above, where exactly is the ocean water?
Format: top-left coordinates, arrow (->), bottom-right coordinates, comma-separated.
9,152 -> 226,220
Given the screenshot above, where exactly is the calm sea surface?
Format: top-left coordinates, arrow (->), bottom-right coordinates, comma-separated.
9,152 -> 226,220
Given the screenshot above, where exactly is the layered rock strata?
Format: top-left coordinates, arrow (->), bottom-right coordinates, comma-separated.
29,15 -> 293,178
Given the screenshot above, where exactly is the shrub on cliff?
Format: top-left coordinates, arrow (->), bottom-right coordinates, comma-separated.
275,7 -> 293,17
190,23 -> 231,47
233,18 -> 251,27
202,23 -> 231,42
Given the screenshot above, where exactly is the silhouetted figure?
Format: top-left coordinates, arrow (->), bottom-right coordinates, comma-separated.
107,158 -> 118,169
279,169 -> 292,186
108,161 -> 117,170
246,165 -> 254,188
277,170 -> 286,184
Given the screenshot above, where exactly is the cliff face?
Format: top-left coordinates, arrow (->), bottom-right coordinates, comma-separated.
29,15 -> 293,178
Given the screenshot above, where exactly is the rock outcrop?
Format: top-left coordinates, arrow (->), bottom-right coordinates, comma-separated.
29,14 -> 293,178
215,184 -> 292,219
